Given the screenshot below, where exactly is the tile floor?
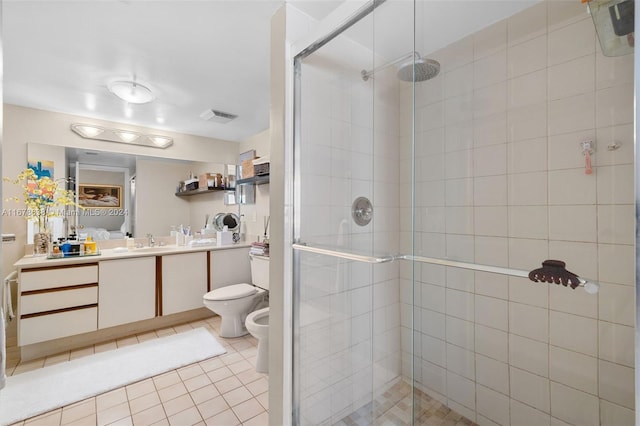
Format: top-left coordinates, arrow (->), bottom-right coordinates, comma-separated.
336,381 -> 478,426
6,315 -> 269,426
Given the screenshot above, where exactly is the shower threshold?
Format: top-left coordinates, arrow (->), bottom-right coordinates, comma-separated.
334,381 -> 478,426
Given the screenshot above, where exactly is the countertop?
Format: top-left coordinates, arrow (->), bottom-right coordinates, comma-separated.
14,243 -> 251,269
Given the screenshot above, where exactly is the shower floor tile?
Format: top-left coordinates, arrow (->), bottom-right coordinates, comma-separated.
336,381 -> 478,426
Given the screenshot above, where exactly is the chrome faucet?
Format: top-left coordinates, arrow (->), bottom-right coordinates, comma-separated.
147,234 -> 155,247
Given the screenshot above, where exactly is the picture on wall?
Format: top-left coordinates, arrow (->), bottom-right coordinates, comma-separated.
78,184 -> 122,208
27,159 -> 54,179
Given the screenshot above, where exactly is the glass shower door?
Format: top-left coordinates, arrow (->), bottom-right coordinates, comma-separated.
292,1 -> 417,424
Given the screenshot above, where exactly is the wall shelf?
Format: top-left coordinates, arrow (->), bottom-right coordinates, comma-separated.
236,175 -> 269,186
175,187 -> 232,197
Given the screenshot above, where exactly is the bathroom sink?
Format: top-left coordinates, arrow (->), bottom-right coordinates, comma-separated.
133,246 -> 176,253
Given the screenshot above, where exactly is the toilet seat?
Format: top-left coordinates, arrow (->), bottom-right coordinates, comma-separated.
203,283 -> 257,301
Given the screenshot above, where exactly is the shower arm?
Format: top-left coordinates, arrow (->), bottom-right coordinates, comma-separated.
361,51 -> 420,81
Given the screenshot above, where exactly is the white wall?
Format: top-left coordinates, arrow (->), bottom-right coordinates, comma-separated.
400,2 -> 635,425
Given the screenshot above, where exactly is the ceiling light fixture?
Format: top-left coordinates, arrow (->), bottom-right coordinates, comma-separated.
70,123 -> 173,149
108,80 -> 155,104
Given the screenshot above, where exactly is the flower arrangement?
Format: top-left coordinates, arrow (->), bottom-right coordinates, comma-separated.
3,168 -> 78,232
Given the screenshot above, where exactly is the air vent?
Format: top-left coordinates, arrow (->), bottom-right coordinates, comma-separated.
199,109 -> 238,124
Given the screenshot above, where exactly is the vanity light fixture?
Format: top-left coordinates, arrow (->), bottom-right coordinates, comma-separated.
70,123 -> 173,149
108,80 -> 155,104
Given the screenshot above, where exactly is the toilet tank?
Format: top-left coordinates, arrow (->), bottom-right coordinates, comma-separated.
250,254 -> 269,290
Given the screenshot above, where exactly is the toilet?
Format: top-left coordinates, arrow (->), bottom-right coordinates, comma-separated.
202,253 -> 269,338
245,306 -> 269,373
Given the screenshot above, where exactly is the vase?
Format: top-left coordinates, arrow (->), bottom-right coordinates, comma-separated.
33,223 -> 51,256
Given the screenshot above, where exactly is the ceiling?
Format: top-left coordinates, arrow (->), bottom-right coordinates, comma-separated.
4,1 -> 539,144
3,1 -> 284,142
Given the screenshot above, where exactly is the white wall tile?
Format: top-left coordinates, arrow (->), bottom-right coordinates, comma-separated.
548,130 -> 595,171
549,205 -> 597,243
446,93 -> 474,125
477,414 -> 500,426
474,83 -> 507,120
548,169 -> 596,205
508,172 -> 547,206
549,282 -> 598,319
475,272 -> 509,300
508,35 -> 546,78
446,316 -> 475,350
422,334 -> 446,367
417,102 -> 444,133
421,360 -> 447,395
448,400 -> 477,423
548,19 -> 595,66
550,382 -> 599,426
509,334 -> 548,377
508,2 -> 547,46
548,240 -> 598,281
419,232 -> 446,258
476,354 -> 509,395
446,343 -> 475,380
446,121 -> 474,152
600,400 -> 635,426
474,112 -> 507,148
548,55 -> 595,101
421,309 -> 446,340
475,21 -> 507,59
474,175 -> 507,206
595,124 -> 634,166
508,238 -> 549,270
446,288 -> 475,322
447,371 -> 476,410
419,181 -> 445,207
596,50 -> 634,90
445,150 -> 473,179
474,237 -> 508,268
508,69 -> 547,108
416,75 -> 445,106
510,398 -> 551,426
596,164 -> 634,204
598,243 -> 635,286
509,302 -> 548,342
446,178 -> 474,206
598,282 -> 635,327
474,145 -> 507,177
598,321 -> 634,368
445,63 -> 474,98
446,267 -> 475,293
474,50 -> 507,89
548,92 -> 595,136
421,207 -> 445,233
446,234 -> 475,262
438,36 -> 474,72
417,127 -> 445,157
477,385 -> 510,426
475,324 -> 508,363
549,346 -> 598,395
507,102 -> 547,142
475,295 -> 508,331
508,137 -> 547,174
597,205 -> 635,245
509,277 -> 548,309
596,83 -> 634,128
509,206 -> 548,240
549,311 -> 598,356
474,207 -> 508,237
422,263 -> 446,287
445,207 -> 474,235
510,367 -> 550,413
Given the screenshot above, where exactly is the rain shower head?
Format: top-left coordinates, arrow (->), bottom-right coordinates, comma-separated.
361,52 -> 440,82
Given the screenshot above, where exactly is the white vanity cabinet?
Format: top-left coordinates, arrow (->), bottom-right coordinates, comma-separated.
161,251 -> 207,315
19,264 -> 99,346
209,247 -> 252,290
98,257 -> 156,329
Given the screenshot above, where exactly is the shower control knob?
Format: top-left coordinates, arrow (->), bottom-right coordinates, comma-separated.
352,197 -> 373,226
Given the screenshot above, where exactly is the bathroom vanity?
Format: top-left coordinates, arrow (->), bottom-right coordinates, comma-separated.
13,244 -> 251,360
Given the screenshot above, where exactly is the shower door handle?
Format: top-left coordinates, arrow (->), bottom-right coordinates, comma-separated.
292,243 -> 395,264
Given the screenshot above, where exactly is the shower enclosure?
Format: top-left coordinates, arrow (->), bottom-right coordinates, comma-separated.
291,1 -> 635,425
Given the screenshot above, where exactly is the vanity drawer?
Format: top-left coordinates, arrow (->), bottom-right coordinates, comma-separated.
19,306 -> 98,346
21,264 -> 98,292
21,285 -> 98,315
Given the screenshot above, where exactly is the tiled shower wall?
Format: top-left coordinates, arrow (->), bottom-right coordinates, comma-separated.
400,1 -> 635,425
297,29 -> 403,424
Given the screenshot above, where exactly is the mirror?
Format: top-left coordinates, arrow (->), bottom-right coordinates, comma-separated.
28,143 -> 241,240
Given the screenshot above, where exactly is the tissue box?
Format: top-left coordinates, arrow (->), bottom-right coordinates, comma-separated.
241,159 -> 255,179
198,173 -> 216,189
216,230 -> 234,246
